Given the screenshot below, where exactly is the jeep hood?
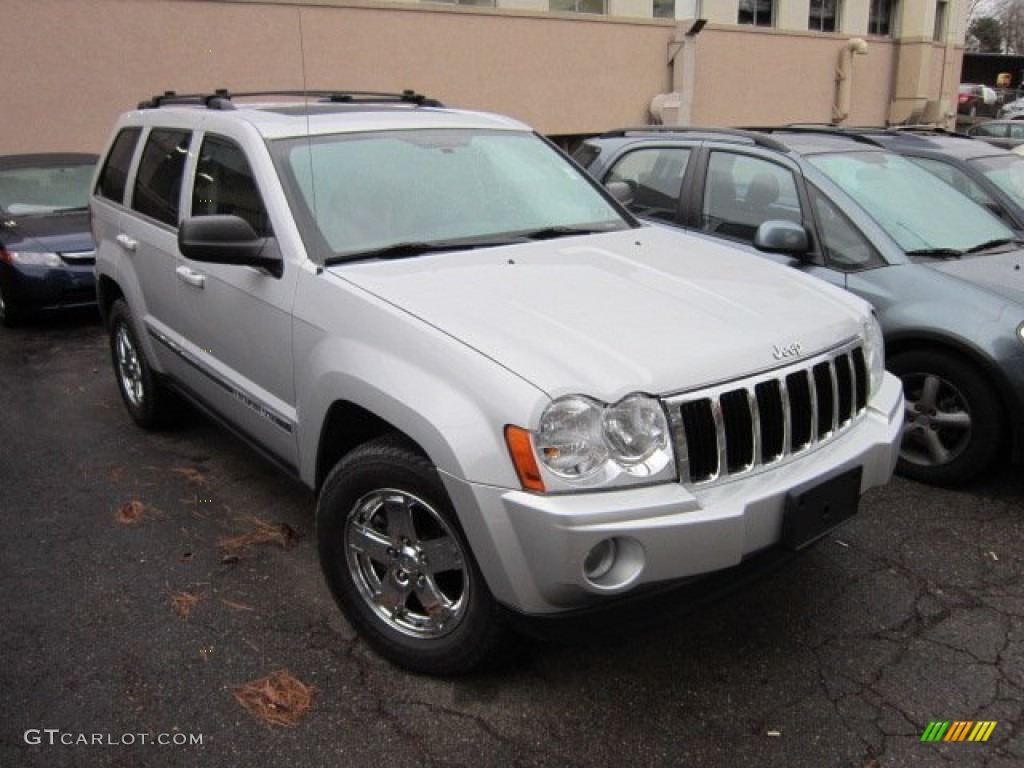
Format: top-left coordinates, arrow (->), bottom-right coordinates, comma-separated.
335,227 -> 870,400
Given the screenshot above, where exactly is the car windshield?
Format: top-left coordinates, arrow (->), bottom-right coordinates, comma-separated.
272,128 -> 629,263
808,150 -> 1013,253
970,153 -> 1024,208
0,162 -> 95,216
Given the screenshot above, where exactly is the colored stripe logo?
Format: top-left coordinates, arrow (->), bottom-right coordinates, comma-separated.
921,721 -> 997,742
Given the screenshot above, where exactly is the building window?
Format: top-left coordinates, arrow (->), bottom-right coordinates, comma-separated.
738,0 -> 774,26
868,0 -> 897,36
809,0 -> 839,33
550,0 -> 607,13
654,0 -> 675,19
933,0 -> 947,41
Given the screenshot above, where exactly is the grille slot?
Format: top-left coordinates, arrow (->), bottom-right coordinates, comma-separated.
669,342 -> 870,486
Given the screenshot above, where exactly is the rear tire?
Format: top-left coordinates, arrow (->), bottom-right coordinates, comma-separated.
889,350 -> 1001,486
317,434 -> 512,674
108,299 -> 171,429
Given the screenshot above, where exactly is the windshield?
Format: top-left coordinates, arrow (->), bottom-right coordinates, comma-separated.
970,153 -> 1024,208
272,129 -> 628,262
0,162 -> 95,216
808,150 -> 1013,253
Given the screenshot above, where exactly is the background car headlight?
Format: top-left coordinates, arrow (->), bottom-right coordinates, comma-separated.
1017,321 -> 1024,347
0,250 -> 62,267
863,313 -> 885,397
535,396 -> 608,480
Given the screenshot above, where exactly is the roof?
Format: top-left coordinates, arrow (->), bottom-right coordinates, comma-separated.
122,90 -> 531,139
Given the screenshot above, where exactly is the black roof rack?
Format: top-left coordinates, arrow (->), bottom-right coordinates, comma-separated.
598,126 -> 790,152
137,89 -> 443,110
739,125 -> 889,148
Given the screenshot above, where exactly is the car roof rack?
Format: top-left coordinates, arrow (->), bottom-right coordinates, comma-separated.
739,125 -> 888,148
137,89 -> 443,110
598,126 -> 790,152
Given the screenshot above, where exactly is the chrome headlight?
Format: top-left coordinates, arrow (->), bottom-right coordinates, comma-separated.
532,393 -> 674,487
1017,321 -> 1024,347
863,313 -> 885,397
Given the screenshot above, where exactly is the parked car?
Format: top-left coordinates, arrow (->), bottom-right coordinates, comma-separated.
998,96 -> 1024,119
90,91 -> 901,674
0,153 -> 98,326
958,83 -> 999,118
576,126 -> 1024,486
818,127 -> 1024,234
965,119 -> 1024,149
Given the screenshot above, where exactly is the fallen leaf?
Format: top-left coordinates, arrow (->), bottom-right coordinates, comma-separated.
220,597 -> 256,612
218,516 -> 297,559
115,500 -> 145,525
172,467 -> 206,486
233,670 -> 316,727
170,590 -> 201,619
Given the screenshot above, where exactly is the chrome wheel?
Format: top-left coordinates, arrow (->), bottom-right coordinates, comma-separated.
114,322 -> 145,408
900,372 -> 971,468
345,488 -> 468,639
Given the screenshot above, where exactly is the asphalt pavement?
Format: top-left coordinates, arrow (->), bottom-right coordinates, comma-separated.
1,313 -> 1022,768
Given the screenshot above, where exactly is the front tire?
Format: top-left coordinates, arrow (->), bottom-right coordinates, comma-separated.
0,284 -> 24,328
108,299 -> 171,429
317,434 -> 511,674
889,350 -> 1001,486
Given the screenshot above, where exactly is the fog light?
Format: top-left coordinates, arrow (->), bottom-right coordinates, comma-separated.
583,538 -> 617,581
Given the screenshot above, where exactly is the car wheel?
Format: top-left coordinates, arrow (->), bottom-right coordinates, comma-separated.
108,299 -> 171,429
889,350 -> 1001,486
0,285 -> 24,327
317,434 -> 511,674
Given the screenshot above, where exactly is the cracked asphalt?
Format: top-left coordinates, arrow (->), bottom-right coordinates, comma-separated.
1,314 -> 1022,768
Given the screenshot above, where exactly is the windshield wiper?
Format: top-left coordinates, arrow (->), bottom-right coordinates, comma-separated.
325,237 -> 519,265
905,248 -> 963,260
517,225 -> 617,241
963,237 -> 1019,255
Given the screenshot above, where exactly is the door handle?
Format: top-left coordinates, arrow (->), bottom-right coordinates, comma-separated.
115,233 -> 137,251
175,266 -> 206,289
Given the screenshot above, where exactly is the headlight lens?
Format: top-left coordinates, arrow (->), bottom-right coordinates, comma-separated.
534,393 -> 673,484
863,313 -> 885,397
535,396 -> 607,479
2,250 -> 62,267
1017,321 -> 1024,347
602,394 -> 671,470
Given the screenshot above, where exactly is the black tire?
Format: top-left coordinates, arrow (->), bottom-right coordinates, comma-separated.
889,350 -> 1001,486
317,434 -> 511,675
0,284 -> 24,328
108,299 -> 171,429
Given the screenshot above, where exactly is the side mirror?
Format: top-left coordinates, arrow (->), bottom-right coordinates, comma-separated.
605,180 -> 635,207
754,220 -> 810,256
178,215 -> 281,277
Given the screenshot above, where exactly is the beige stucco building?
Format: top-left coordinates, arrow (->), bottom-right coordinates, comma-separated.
4,0 -> 967,153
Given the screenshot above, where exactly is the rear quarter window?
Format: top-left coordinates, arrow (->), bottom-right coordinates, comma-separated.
95,128 -> 141,204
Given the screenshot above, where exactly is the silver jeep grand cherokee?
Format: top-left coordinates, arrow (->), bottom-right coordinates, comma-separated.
90,90 -> 903,674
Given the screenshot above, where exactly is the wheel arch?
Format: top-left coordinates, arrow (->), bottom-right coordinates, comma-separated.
885,331 -> 1023,461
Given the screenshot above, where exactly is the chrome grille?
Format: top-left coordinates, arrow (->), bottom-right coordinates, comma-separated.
665,340 -> 869,486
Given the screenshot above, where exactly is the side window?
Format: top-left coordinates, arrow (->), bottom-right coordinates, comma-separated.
974,123 -> 1007,138
132,129 -> 191,227
605,147 -> 690,223
906,156 -> 1000,210
808,184 -> 884,271
191,135 -> 272,237
1011,123 -> 1024,140
701,152 -> 803,243
95,128 -> 141,204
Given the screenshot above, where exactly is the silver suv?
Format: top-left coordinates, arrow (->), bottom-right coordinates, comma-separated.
91,91 -> 902,673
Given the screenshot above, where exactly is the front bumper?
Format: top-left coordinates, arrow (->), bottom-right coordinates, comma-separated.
444,372 -> 903,615
0,262 -> 96,312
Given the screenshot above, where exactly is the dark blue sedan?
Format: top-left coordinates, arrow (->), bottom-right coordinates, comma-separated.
0,153 -> 98,326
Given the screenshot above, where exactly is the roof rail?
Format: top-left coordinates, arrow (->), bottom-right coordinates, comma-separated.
599,126 -> 790,152
740,125 -> 888,148
137,89 -> 443,110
